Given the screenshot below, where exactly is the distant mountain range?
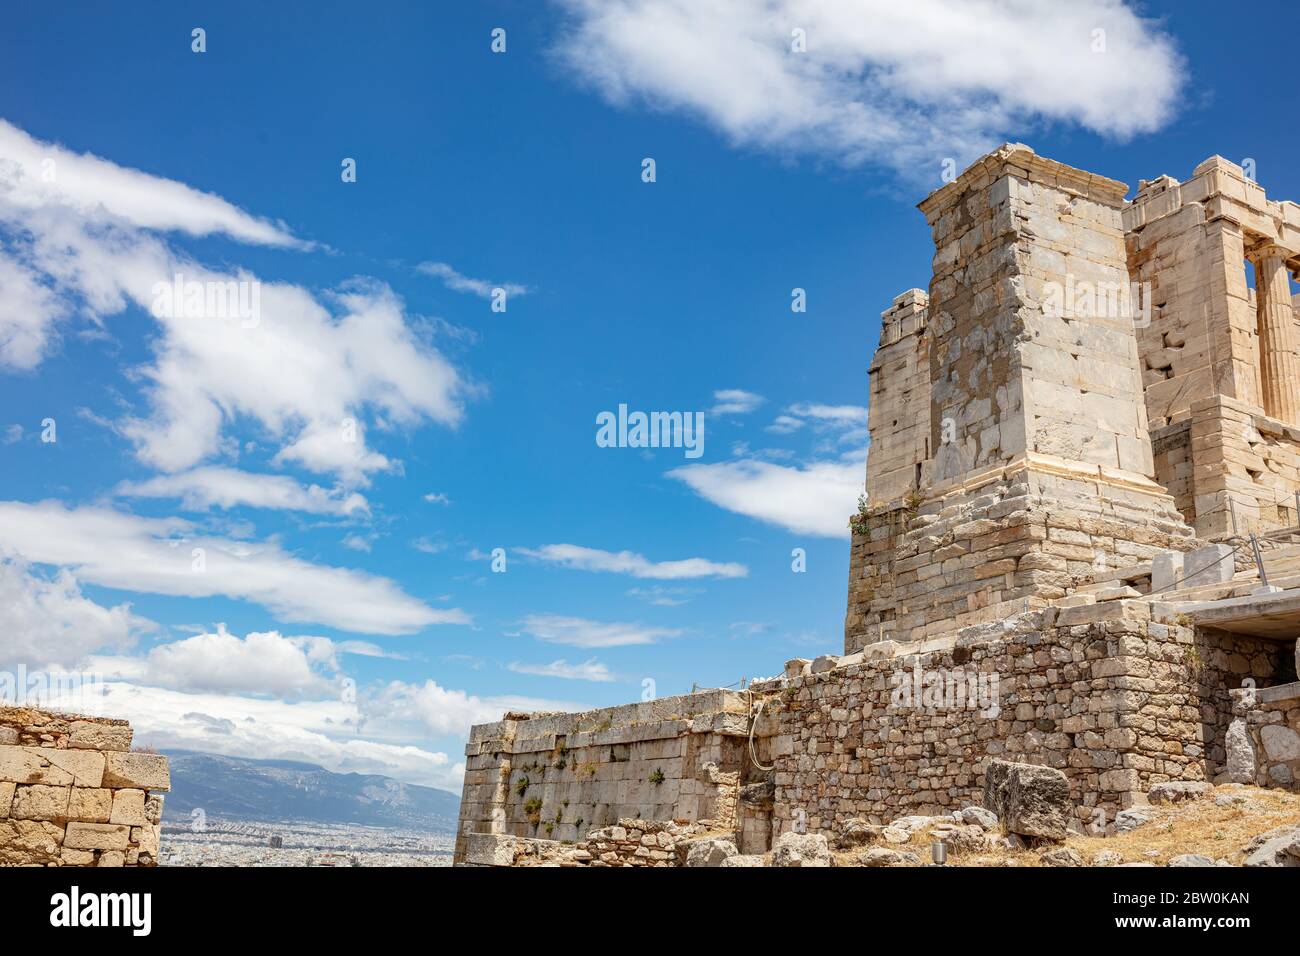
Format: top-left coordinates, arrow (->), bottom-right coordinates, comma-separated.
161,751 -> 460,833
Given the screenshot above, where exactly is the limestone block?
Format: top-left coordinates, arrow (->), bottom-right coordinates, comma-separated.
1260,725 -> 1300,762
60,848 -> 95,866
0,728 -> 17,746
102,752 -> 170,792
68,721 -> 132,753
683,837 -> 737,867
97,850 -> 125,867
0,781 -> 13,819
982,759 -> 1072,841
64,822 -> 131,851
132,824 -> 161,856
109,788 -> 148,826
144,793 -> 165,825
770,831 -> 832,867
10,784 -> 71,821
1151,550 -> 1184,592
68,788 -> 113,824
0,819 -> 65,865
1183,544 -> 1235,587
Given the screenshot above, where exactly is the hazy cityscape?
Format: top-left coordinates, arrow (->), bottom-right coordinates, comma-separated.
161,821 -> 455,867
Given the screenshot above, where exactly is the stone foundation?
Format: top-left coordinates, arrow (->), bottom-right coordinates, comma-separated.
0,707 -> 169,867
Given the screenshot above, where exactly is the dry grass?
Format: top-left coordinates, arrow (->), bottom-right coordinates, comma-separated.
835,786 -> 1300,867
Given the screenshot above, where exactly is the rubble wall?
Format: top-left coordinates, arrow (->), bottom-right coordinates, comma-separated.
0,707 -> 169,867
774,603 -> 1279,839
1233,681 -> 1300,791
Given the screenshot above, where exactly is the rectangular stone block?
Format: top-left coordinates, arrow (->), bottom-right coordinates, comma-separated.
10,784 -> 71,821
0,745 -> 73,786
1183,544 -> 1235,588
0,780 -> 14,818
68,787 -> 113,823
69,721 -> 133,753
144,793 -> 164,825
102,752 -> 170,792
64,822 -> 131,851
109,788 -> 147,826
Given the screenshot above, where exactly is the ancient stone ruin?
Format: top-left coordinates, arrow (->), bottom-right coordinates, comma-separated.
0,707 -> 170,867
455,144 -> 1300,866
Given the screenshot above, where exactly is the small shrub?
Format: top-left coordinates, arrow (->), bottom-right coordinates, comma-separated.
514,776 -> 530,797
649,768 -> 665,786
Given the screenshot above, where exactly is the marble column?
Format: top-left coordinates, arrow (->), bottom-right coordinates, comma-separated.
1253,245 -> 1300,425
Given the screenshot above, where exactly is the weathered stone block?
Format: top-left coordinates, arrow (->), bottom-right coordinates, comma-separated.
10,784 -> 71,821
982,759 -> 1072,841
64,822 -> 131,851
102,752 -> 170,792
109,788 -> 147,826
69,721 -> 133,753
68,788 -> 113,823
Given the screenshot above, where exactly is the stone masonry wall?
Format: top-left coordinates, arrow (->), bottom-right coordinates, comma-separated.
0,707 -> 170,867
773,601 -> 1278,839
1231,680 -> 1300,791
453,691 -> 773,863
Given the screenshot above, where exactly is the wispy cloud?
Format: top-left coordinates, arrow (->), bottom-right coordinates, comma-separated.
508,658 -> 617,682
518,543 -> 746,579
116,466 -> 369,516
516,613 -> 680,648
710,388 -> 764,415
416,261 -> 528,299
0,500 -> 466,634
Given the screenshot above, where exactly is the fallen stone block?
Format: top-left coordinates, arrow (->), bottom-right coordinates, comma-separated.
1038,846 -> 1083,867
1114,807 -> 1157,833
983,759 -> 1072,842
1182,544 -> 1235,587
684,837 -> 737,867
1168,854 -> 1216,867
1148,781 -> 1212,805
1242,825 -> 1300,868
720,854 -> 764,867
770,831 -> 832,867
860,846 -> 915,867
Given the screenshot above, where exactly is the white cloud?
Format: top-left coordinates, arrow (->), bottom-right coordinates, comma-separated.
39,680 -> 466,791
341,533 -> 374,552
138,627 -> 344,698
552,0 -> 1184,175
517,613 -> 680,648
2,423 -> 21,444
423,491 -> 451,505
508,659 -> 616,682
0,501 -> 467,635
0,118 -> 302,247
626,585 -> 700,606
765,415 -> 804,435
519,543 -> 746,579
668,457 -> 862,537
416,261 -> 528,299
365,679 -> 580,738
710,389 -> 764,415
115,466 -> 369,516
0,556 -> 152,667
787,402 -> 868,425
0,121 -> 469,482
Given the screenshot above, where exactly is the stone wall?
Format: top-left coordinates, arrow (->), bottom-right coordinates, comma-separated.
774,602 -> 1281,840
0,707 -> 169,867
1232,680 -> 1300,789
453,691 -> 775,864
845,466 -> 1195,654
865,289 -> 931,508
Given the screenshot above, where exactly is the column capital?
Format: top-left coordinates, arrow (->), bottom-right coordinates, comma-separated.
1247,240 -> 1297,264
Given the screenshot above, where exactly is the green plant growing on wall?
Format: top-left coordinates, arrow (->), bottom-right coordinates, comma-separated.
649,768 -> 665,785
849,493 -> 871,536
523,797 -> 543,824
515,775 -> 530,797
581,762 -> 597,777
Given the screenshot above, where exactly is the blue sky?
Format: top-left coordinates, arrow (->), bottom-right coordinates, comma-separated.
1,0 -> 1296,791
